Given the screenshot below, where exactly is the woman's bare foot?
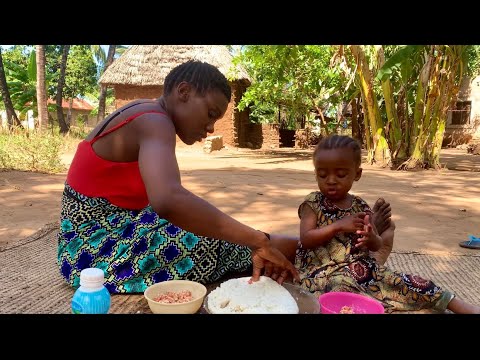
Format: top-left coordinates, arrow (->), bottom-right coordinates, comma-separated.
371,198 -> 391,234
370,198 -> 395,265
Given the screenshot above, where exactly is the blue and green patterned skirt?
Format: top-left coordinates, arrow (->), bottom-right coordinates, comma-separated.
57,183 -> 252,293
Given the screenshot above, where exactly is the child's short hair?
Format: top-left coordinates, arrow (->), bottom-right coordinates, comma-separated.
163,60 -> 232,101
313,135 -> 362,165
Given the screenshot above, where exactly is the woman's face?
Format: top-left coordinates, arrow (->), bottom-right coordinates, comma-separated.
171,82 -> 229,145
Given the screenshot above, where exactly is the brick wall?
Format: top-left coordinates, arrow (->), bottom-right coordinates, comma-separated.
211,83 -> 236,146
114,85 -> 163,109
111,82 -> 282,148
261,124 -> 280,148
113,83 -> 237,146
444,75 -> 480,145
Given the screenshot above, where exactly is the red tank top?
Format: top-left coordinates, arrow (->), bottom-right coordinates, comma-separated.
66,110 -> 165,210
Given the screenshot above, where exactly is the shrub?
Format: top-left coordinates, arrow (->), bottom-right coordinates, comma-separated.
0,128 -> 65,173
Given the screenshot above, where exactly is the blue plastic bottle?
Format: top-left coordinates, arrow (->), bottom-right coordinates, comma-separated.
71,268 -> 111,314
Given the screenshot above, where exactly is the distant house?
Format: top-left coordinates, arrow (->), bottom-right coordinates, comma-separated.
47,98 -> 95,127
99,45 -> 281,149
444,75 -> 480,146
1,97 -> 95,130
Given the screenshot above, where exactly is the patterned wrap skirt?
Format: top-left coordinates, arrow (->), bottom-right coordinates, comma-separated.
57,183 -> 252,293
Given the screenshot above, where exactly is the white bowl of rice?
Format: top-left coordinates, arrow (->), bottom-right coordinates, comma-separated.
203,276 -> 320,314
144,280 -> 207,314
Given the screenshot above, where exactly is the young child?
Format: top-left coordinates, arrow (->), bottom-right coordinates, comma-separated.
295,134 -> 480,313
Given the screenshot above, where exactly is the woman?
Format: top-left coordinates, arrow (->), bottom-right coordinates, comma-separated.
58,60 -> 299,293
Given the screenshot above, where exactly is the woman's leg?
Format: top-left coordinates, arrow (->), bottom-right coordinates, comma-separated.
269,233 -> 299,263
370,198 -> 396,265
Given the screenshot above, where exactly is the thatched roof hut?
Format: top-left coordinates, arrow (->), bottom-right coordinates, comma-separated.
99,45 -> 278,148
99,45 -> 250,86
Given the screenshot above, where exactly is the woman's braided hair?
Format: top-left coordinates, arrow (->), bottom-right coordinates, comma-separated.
164,60 -> 231,101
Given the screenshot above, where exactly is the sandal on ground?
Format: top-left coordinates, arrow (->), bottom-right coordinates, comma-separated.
459,235 -> 480,249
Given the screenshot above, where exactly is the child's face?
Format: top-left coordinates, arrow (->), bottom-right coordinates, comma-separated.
171,83 -> 228,145
313,148 -> 362,201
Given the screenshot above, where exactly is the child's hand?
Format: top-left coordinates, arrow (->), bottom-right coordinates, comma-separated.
355,214 -> 382,251
336,212 -> 366,233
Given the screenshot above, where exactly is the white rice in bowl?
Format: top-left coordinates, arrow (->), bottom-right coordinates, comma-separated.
207,276 -> 299,314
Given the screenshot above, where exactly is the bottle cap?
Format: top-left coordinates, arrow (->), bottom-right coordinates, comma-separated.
79,268 -> 105,288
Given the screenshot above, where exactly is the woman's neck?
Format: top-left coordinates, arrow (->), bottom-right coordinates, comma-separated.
156,96 -> 169,115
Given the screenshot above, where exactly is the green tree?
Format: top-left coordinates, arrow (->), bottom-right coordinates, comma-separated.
2,49 -> 38,119
233,45 -> 348,133
1,45 -> 31,69
97,45 -> 116,122
348,45 -> 480,169
63,45 -> 97,124
56,45 -> 70,134
64,45 -> 97,99
0,47 -> 22,127
36,45 -> 49,130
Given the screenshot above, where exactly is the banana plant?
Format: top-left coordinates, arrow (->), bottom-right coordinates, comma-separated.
0,47 -> 22,127
3,50 -> 42,118
355,44 -> 476,169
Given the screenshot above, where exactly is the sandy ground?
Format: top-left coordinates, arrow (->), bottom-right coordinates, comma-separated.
1,142 -> 479,255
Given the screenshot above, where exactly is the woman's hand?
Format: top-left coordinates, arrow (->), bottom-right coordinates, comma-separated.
250,245 -> 300,284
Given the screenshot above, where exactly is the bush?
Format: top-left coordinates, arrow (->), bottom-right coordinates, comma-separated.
0,128 -> 65,173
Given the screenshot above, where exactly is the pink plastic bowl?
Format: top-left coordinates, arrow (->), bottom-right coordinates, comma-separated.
319,292 -> 385,314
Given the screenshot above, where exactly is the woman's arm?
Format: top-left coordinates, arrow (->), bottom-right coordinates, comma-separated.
138,115 -> 267,248
137,114 -> 299,281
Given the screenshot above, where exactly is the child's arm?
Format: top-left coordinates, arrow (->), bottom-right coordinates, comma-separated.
300,205 -> 366,249
355,214 -> 383,251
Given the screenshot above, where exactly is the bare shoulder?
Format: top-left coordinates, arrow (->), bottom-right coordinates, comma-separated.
136,111 -> 175,136
134,111 -> 177,151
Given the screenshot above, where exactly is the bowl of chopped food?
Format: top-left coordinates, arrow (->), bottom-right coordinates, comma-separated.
318,291 -> 385,314
202,276 -> 320,314
144,280 -> 207,314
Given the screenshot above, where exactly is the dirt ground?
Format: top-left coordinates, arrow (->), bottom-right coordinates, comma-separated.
1,141 -> 479,255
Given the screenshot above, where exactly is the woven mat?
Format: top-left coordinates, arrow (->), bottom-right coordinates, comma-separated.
1,223 -> 479,314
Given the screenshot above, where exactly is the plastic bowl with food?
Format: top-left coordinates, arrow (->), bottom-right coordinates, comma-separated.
318,291 -> 385,314
202,278 -> 320,314
144,280 -> 207,314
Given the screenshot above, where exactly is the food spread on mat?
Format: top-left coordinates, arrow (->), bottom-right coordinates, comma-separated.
207,276 -> 299,314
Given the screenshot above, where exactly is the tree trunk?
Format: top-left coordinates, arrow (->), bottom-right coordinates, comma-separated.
377,46 -> 403,159
410,46 -> 434,156
400,46 -> 466,170
0,48 -> 22,128
67,98 -> 73,126
351,97 -> 360,142
56,45 -> 70,134
428,51 -> 459,168
97,45 -> 116,123
36,45 -> 49,130
350,45 -> 390,166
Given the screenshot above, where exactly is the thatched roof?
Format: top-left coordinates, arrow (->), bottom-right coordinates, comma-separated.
99,45 -> 250,86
